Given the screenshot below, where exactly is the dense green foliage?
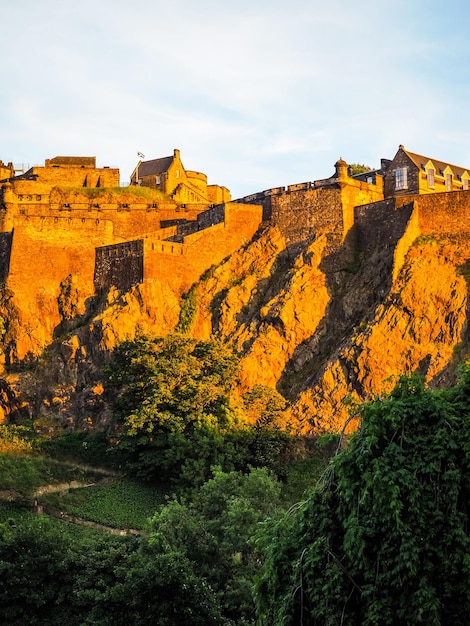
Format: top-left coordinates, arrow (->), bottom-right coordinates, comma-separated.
15,335 -> 470,623
149,466 -> 283,624
0,466 -> 290,625
0,516 -> 223,625
41,478 -> 166,529
255,372 -> 470,625
349,163 -> 372,175
0,453 -> 101,496
105,334 -> 296,487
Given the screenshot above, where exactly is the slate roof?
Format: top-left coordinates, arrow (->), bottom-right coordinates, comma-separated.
138,156 -> 174,177
403,148 -> 470,177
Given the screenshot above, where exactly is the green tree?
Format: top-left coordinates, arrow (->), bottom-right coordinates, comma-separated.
349,163 -> 372,175
149,466 -> 283,625
0,517 -> 223,625
254,372 -> 470,625
106,334 -> 241,484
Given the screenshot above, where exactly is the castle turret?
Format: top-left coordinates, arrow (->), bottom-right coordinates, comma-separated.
335,157 -> 349,183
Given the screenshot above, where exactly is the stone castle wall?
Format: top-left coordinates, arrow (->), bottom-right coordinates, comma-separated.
0,231 -> 13,283
95,240 -> 144,293
5,215 -> 116,358
27,163 -> 119,188
235,169 -> 383,252
144,203 -> 263,294
414,191 -> 470,235
355,191 -> 470,283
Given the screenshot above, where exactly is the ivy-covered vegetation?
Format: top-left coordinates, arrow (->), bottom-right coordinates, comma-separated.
254,371 -> 470,625
3,332 -> 470,624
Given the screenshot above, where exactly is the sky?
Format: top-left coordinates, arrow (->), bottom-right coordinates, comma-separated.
1,0 -> 469,198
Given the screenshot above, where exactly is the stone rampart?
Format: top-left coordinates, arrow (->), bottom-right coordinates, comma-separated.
6,217 -> 115,358
0,231 -> 12,283
355,199 -> 415,251
94,240 -> 144,293
270,187 -> 343,252
414,191 -> 470,235
143,203 -> 263,294
26,163 -> 119,188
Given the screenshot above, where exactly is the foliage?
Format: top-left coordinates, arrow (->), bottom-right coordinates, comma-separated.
0,516 -> 223,625
41,478 -> 166,530
0,453 -> 99,497
242,385 -> 289,428
148,466 -> 284,624
175,285 -> 198,333
39,431 -> 124,470
349,163 -> 372,175
254,372 -> 470,625
106,334 -> 241,485
0,424 -> 33,454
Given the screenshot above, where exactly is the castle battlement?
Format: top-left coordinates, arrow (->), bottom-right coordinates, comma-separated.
0,145 -> 469,361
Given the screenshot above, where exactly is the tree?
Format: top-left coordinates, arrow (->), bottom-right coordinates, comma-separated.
254,372 -> 470,625
349,163 -> 372,175
149,466 -> 283,624
106,334 -> 241,484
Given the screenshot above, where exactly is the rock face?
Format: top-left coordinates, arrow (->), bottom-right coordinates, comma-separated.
2,192 -> 470,436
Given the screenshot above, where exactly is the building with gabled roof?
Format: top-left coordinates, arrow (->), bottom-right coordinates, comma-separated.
383,144 -> 470,198
130,149 -> 231,205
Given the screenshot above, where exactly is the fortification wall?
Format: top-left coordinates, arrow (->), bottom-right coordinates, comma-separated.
0,231 -> 12,283
1,185 -> 207,242
355,199 -> 415,251
270,187 -> 343,251
339,177 -> 384,236
94,240 -> 144,293
6,216 -> 117,358
414,191 -> 470,235
207,185 -> 231,205
144,203 -> 263,293
29,164 -> 119,188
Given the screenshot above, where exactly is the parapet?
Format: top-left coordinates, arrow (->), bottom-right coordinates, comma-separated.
45,156 -> 97,168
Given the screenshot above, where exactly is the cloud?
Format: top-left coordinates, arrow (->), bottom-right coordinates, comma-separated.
1,0 -> 469,197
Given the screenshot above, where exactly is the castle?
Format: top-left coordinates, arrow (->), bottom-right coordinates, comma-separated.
0,145 -> 469,361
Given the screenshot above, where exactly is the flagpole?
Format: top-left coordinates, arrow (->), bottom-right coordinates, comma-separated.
136,152 -> 145,185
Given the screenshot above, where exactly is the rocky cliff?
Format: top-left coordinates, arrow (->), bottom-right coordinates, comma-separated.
2,193 -> 469,437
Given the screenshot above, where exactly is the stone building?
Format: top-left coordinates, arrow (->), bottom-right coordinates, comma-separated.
0,156 -> 119,190
383,145 -> 470,198
130,149 -> 231,205
0,160 -> 14,181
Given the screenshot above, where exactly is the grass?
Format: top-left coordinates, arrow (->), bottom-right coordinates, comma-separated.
0,453 -> 103,497
66,186 -> 169,202
40,477 -> 168,530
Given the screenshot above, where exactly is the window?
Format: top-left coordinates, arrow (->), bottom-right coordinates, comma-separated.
464,179 -> 469,191
427,168 -> 435,189
176,169 -> 180,179
395,167 -> 408,190
445,173 -> 452,191
156,175 -> 161,185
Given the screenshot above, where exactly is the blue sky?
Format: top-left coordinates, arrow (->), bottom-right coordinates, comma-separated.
1,0 -> 469,197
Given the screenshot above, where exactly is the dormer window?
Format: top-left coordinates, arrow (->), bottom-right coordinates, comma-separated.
395,167 -> 408,190
427,168 -> 435,189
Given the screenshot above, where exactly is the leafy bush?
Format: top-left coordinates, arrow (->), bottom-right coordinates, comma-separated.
254,372 -> 470,625
39,431 -> 125,470
0,424 -> 33,454
41,478 -> 166,529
